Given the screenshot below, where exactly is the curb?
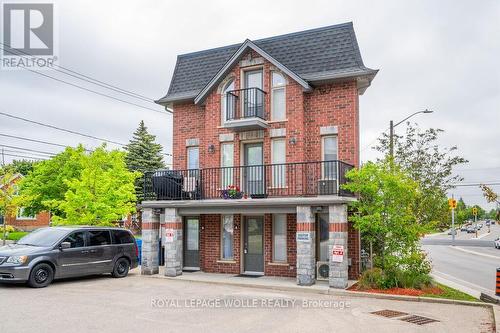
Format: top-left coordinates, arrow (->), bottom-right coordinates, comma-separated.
142,273 -> 491,308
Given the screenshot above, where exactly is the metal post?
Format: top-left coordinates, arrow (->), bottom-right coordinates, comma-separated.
451,195 -> 455,245
389,120 -> 394,160
475,212 -> 478,238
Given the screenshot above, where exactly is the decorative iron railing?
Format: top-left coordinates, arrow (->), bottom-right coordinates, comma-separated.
144,160 -> 354,201
225,87 -> 266,121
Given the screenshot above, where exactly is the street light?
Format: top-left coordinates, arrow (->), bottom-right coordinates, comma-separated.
389,109 -> 434,159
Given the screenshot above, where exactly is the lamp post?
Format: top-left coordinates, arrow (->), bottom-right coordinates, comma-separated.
389,109 -> 434,159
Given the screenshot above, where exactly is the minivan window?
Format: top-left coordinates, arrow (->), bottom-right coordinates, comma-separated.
88,230 -> 111,246
112,230 -> 134,244
62,231 -> 86,248
17,228 -> 70,247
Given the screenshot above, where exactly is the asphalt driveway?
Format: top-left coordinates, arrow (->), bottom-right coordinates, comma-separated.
0,269 -> 495,333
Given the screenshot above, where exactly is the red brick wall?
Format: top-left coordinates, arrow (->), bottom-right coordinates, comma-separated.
348,223 -> 360,279
199,213 -> 297,277
6,211 -> 50,231
171,54 -> 359,170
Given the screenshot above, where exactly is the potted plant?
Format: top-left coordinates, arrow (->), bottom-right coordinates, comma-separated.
220,185 -> 243,199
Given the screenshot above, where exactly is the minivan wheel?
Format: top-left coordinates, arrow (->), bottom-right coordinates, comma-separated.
112,258 -> 130,278
28,263 -> 54,288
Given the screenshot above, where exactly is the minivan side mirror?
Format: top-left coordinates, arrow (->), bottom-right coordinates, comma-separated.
60,242 -> 71,250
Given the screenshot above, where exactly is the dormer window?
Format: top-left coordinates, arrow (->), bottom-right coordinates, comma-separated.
271,72 -> 286,121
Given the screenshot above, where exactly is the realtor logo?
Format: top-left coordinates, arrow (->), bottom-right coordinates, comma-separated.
1,3 -> 57,69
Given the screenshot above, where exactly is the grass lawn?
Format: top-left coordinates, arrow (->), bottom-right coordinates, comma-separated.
421,283 -> 480,302
0,231 -> 29,241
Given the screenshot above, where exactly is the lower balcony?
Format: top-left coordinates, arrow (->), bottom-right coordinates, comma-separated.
144,160 -> 354,202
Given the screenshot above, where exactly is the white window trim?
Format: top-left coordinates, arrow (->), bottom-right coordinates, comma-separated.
221,79 -> 235,125
271,138 -> 286,188
272,214 -> 287,263
270,72 -> 286,121
17,208 -> 36,220
321,135 -> 338,180
220,215 -> 234,260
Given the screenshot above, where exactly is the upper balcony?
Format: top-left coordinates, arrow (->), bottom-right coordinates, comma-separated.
224,87 -> 269,131
143,160 -> 354,202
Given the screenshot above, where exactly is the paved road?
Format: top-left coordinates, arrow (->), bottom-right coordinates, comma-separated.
0,271 -> 493,333
422,223 -> 500,246
423,245 -> 500,296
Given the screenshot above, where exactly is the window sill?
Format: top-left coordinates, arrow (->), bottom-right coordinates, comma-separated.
267,119 -> 288,124
267,186 -> 288,190
217,259 -> 237,264
268,262 -> 289,266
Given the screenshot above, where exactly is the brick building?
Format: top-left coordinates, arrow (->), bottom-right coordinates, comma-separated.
141,22 -> 377,288
0,174 -> 51,231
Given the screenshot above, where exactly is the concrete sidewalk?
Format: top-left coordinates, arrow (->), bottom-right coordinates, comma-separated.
1,270 -> 496,333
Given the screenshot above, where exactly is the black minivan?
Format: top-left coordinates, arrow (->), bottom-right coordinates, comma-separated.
0,227 -> 139,288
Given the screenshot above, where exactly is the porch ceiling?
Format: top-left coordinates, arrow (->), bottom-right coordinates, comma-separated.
141,195 -> 355,215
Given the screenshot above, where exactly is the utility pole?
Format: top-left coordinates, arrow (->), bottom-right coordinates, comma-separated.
451,195 -> 455,245
1,148 -> 4,166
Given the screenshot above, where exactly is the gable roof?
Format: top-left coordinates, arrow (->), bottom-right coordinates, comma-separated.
157,22 -> 377,105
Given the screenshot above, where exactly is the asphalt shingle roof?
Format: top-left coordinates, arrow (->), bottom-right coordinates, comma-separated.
159,22 -> 375,103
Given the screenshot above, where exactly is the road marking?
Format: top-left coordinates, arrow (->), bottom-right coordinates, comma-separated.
449,245 -> 500,259
431,270 -> 492,297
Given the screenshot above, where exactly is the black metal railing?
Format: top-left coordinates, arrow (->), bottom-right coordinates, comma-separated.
225,87 -> 266,121
144,160 -> 354,201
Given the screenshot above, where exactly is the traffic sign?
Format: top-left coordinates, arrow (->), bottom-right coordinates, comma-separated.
448,198 -> 457,209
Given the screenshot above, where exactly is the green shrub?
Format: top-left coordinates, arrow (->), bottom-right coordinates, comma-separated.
0,225 -> 15,233
358,268 -> 386,289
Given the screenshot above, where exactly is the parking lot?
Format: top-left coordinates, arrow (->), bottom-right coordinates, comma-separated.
0,269 -> 495,333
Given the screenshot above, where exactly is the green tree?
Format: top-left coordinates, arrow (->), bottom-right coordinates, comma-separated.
48,147 -> 139,226
0,173 -> 19,245
124,120 -> 165,202
342,160 -> 429,271
18,146 -> 85,217
376,123 -> 468,229
0,159 -> 37,176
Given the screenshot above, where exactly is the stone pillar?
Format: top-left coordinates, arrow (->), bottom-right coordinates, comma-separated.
164,208 -> 183,277
141,208 -> 160,275
329,204 -> 349,289
296,205 -> 315,286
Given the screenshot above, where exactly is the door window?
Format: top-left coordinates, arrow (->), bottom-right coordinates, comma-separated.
88,230 -> 111,246
62,231 -> 85,248
186,219 -> 199,251
244,143 -> 264,195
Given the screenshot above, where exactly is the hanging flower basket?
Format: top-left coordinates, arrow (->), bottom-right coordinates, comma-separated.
220,185 -> 244,199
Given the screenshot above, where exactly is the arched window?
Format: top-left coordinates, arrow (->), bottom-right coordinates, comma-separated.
221,79 -> 235,124
271,72 -> 286,121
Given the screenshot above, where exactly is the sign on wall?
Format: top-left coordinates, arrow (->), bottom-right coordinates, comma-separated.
165,228 -> 175,242
296,232 -> 311,242
331,245 -> 344,263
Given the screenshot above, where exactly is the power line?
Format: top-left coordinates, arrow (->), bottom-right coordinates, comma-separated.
0,132 -> 71,149
0,152 -> 48,161
1,149 -> 54,158
0,111 -> 172,157
451,182 -> 500,187
0,43 -> 159,104
1,47 -> 171,115
0,133 -> 173,165
0,144 -> 57,156
0,110 -> 126,146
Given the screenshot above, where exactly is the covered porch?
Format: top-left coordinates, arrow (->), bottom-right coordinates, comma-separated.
140,196 -> 358,289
